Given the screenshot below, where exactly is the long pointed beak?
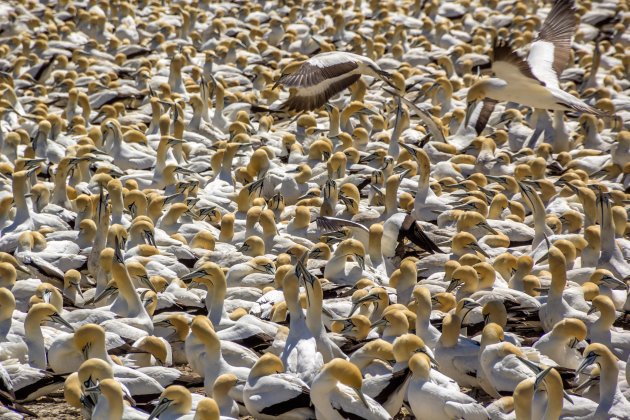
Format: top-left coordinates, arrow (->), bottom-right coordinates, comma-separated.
534,367 -> 553,390
469,242 -> 489,258
398,142 -> 417,159
399,168 -> 411,180
354,254 -> 365,271
574,375 -> 598,393
51,314 -> 74,332
73,282 -> 84,299
480,222 -> 498,235
180,270 -> 205,282
602,275 -> 628,290
446,279 -> 462,293
349,294 -> 378,316
417,347 -> 439,368
93,286 -> 117,304
84,382 -> 101,395
147,399 -> 171,420
354,387 -> 370,408
576,354 -> 597,374
139,275 -> 157,293
516,355 -> 541,374
370,318 -> 388,328
535,251 -> 549,265
144,230 -> 157,247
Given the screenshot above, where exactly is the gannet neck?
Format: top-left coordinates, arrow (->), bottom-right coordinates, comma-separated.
439,314 -> 461,347
208,277 -> 227,327
111,262 -> 145,318
598,352 -> 619,409
24,313 -> 46,369
598,198 -> 616,261
548,250 -> 567,299
305,277 -> 324,336
51,160 -> 71,207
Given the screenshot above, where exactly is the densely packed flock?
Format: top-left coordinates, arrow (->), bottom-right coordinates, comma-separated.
0,0 -> 628,418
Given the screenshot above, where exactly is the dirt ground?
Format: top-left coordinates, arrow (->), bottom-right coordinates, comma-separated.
22,392 -> 81,420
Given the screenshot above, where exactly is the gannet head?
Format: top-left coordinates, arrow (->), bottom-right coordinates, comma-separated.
194,398 -> 220,420
577,343 -> 618,374
180,261 -> 225,287
353,339 -> 393,362
411,285 -> 432,313
481,300 -> 507,327
498,342 -> 525,359
237,236 -> 265,257
0,262 -> 17,288
447,266 -> 478,294
137,336 -> 168,366
350,286 -> 386,315
78,358 -> 114,389
84,379 -> 124,414
17,231 -> 35,252
27,302 -> 73,331
432,292 -> 456,312
375,310 -> 409,335
258,209 -> 278,235
481,322 -> 505,347
321,359 -> 368,407
63,373 -> 84,409
154,314 -> 189,341
148,385 -> 192,420
392,333 -> 433,364
588,270 -> 627,291
0,288 -> 16,318
331,314 -> 371,339
452,232 -> 488,258
552,318 -> 587,345
35,283 -> 63,311
190,315 -> 220,352
408,352 -> 433,379
63,270 -> 83,297
249,256 -> 276,275
337,239 -> 366,269
547,246 -> 566,273
126,261 -> 154,292
587,295 -> 617,317
73,324 -> 106,359
250,353 -> 284,380
191,230 -> 216,251
140,290 -> 158,315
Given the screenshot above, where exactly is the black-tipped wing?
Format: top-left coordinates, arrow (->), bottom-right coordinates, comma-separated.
532,0 -> 577,79
492,39 -> 542,85
277,60 -> 359,88
372,368 -> 411,405
281,74 -> 360,111
260,386 -> 312,417
474,99 -> 498,135
398,214 -> 444,254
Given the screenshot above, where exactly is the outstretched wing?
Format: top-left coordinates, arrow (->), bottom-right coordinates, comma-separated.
492,39 -> 542,85
527,0 -> 578,88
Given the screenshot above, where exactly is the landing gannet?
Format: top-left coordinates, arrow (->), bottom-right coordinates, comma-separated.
273,52 -> 395,111
465,0 -> 608,124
